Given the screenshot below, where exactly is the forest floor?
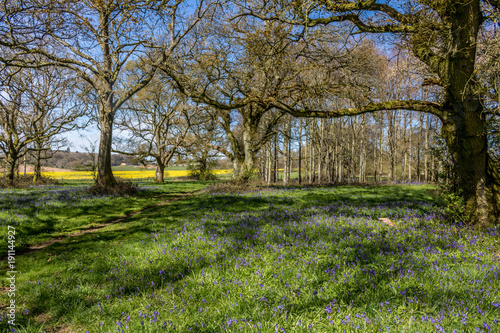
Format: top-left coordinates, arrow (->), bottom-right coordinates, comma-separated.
0,182 -> 498,332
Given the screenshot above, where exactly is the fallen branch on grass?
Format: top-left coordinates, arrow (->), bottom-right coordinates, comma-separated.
379,217 -> 395,227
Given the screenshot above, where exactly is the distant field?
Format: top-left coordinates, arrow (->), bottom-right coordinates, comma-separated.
111,165 -> 190,171
27,169 -> 233,180
111,165 -> 148,171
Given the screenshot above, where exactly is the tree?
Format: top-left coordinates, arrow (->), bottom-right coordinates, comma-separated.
244,0 -> 500,226
115,77 -> 193,183
0,0 -> 213,187
160,14 -> 294,180
26,68 -> 80,182
160,6 -> 369,181
182,115 -> 222,180
0,67 -> 81,184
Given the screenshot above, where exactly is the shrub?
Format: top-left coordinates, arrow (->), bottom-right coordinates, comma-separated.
87,180 -> 139,195
187,159 -> 217,180
0,175 -> 58,188
204,179 -> 266,194
439,183 -> 472,225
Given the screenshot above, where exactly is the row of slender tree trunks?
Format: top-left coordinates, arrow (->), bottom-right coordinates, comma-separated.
259,111 -> 447,185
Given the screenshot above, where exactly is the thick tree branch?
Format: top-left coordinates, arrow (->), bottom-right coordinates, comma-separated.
271,99 -> 448,121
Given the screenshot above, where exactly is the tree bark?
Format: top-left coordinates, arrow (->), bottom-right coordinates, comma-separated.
6,156 -> 17,186
409,112 -> 412,181
378,118 -> 383,183
441,105 -> 491,225
266,143 -> 272,184
97,105 -> 117,186
155,156 -> 165,183
439,0 -> 498,226
283,121 -> 289,186
402,112 -> 407,180
311,143 -> 316,184
387,111 -> 396,182
298,119 -> 302,184
424,114 -> 429,182
33,148 -> 42,183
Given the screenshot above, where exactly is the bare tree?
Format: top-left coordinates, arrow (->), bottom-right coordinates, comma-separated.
160,7 -> 368,181
0,0 -> 214,187
115,76 -> 194,183
0,67 -> 81,184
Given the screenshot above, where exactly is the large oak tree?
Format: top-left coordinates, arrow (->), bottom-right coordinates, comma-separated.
243,0 -> 500,226
160,6 -> 374,180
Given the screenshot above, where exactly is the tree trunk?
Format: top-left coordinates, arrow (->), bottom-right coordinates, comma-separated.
425,114 -> 429,182
409,112 -> 412,181
267,143 -> 272,184
388,111 -> 396,182
325,145 -> 332,183
439,0 -> 499,226
240,126 -> 255,181
359,116 -> 366,183
417,113 -> 424,182
155,157 -> 165,183
304,128 -> 311,183
232,158 -> 242,180
261,149 -> 265,182
97,104 -> 116,186
378,118 -> 383,183
298,119 -> 302,184
288,124 -> 292,182
373,117 -> 378,183
283,121 -> 289,186
33,149 -> 42,183
402,112 -> 407,180
311,144 -> 316,184
334,133 -> 339,182
6,156 -> 17,186
273,133 -> 278,183
441,106 -> 492,226
318,119 -> 324,184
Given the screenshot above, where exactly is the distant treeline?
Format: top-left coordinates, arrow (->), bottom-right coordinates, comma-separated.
41,150 -> 138,170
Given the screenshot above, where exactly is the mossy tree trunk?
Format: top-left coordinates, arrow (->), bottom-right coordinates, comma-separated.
231,127 -> 257,182
5,154 -> 18,186
212,105 -> 283,183
435,1 -> 498,226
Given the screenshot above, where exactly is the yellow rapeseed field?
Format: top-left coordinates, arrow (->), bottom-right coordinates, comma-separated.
30,169 -> 232,180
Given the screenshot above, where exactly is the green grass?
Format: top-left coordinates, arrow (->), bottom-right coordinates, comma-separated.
0,181 -> 210,253
0,184 -> 499,332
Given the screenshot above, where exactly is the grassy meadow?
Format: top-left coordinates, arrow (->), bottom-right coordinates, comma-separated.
0,182 -> 499,332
